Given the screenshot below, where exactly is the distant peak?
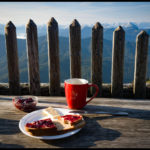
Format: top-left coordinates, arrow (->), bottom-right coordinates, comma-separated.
125,22 -> 138,30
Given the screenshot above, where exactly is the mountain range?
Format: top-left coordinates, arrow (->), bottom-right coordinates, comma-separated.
0,21 -> 150,83
1,22 -> 150,39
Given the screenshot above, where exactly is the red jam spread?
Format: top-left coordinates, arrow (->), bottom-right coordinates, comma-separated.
26,118 -> 56,129
13,97 -> 36,112
61,115 -> 82,124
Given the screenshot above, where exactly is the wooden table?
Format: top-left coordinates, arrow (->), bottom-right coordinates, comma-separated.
0,95 -> 150,148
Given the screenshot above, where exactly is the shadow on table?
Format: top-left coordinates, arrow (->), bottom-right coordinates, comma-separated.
41,103 -> 150,147
0,118 -> 20,135
41,115 -> 121,147
83,104 -> 150,120
0,142 -> 24,148
0,97 -> 12,101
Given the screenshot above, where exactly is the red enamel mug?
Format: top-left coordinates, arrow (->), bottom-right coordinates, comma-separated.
64,78 -> 99,109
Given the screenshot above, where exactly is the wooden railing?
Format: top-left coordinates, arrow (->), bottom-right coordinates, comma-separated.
3,17 -> 149,99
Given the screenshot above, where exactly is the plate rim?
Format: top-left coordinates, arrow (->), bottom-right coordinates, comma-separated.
19,107 -> 83,140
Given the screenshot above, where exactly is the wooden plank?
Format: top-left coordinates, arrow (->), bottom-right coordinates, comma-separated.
91,22 -> 103,96
0,83 -> 149,99
26,19 -> 41,95
111,26 -> 125,98
133,30 -> 149,99
69,19 -> 81,78
47,17 -> 60,96
5,21 -> 20,95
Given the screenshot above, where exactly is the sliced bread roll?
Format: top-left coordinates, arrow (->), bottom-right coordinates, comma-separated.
42,106 -> 61,119
25,118 -> 58,136
25,107 -> 85,136
53,116 -> 85,134
57,114 -> 83,126
25,118 -> 85,136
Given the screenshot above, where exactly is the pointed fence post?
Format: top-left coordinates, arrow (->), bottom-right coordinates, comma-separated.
69,19 -> 81,78
5,21 -> 20,95
111,26 -> 125,98
26,19 -> 41,95
47,17 -> 60,96
91,22 -> 103,96
133,30 -> 149,99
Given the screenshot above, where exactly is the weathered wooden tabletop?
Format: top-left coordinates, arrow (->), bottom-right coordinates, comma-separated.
0,95 -> 150,148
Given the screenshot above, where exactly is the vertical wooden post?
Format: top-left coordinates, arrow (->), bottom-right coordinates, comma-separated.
5,21 -> 20,95
111,26 -> 125,98
133,30 -> 149,99
91,22 -> 103,96
47,17 -> 60,96
26,19 -> 41,95
69,19 -> 81,78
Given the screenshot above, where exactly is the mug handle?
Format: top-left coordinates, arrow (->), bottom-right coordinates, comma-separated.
86,84 -> 99,104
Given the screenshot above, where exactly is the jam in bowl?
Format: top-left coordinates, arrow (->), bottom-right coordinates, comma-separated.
12,96 -> 38,112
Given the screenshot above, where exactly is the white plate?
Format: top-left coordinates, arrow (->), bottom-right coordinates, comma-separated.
19,108 -> 82,140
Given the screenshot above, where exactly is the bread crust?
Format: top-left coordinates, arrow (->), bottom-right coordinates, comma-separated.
25,107 -> 86,136
25,126 -> 58,136
25,118 -> 85,136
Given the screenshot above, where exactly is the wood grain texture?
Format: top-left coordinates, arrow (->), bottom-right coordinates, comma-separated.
47,17 -> 60,96
69,19 -> 81,78
91,22 -> 103,96
26,19 -> 41,95
133,30 -> 149,99
111,26 -> 125,98
0,83 -> 149,99
5,21 -> 20,95
0,96 -> 150,148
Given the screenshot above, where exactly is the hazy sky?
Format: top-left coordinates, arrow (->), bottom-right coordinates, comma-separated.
0,2 -> 150,26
